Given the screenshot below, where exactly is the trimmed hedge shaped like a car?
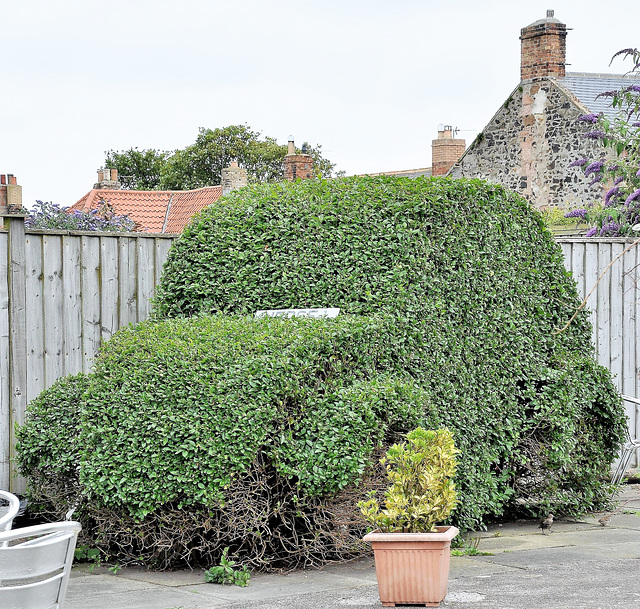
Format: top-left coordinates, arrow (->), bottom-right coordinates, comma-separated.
17,176 -> 625,570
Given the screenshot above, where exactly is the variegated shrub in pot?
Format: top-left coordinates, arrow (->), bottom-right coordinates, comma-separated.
359,427 -> 459,608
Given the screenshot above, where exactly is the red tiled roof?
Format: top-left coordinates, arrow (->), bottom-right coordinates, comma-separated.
165,188 -> 223,233
72,186 -> 223,233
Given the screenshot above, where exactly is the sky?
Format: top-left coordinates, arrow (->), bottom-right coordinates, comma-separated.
2,0 -> 640,208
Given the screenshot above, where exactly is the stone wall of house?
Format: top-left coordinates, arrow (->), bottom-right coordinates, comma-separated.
450,80 -> 608,210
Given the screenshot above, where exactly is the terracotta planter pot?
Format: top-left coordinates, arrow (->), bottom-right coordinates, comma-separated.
363,526 -> 459,607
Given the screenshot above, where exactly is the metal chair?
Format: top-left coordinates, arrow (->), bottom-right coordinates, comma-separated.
0,521 -> 81,609
611,395 -> 640,484
0,491 -> 20,535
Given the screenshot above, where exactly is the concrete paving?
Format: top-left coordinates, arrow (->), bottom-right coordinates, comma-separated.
65,484 -> 640,609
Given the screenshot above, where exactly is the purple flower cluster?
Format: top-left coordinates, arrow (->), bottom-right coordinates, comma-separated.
564,208 -> 588,219
624,189 -> 640,205
599,221 -> 621,236
568,158 -> 588,168
584,161 -> 605,176
25,200 -> 135,232
578,113 -> 599,124
585,227 -> 598,237
605,187 -> 622,206
633,122 -> 640,127
584,131 -> 606,140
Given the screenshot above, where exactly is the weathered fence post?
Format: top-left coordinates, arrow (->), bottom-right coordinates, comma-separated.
0,211 -> 28,492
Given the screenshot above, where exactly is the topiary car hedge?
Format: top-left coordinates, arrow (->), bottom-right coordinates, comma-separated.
17,176 -> 625,570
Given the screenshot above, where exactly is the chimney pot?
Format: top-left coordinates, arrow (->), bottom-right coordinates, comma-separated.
0,175 -> 6,185
547,9 -> 554,18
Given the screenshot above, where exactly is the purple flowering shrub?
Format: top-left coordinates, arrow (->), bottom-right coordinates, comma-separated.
25,200 -> 135,232
568,48 -> 640,236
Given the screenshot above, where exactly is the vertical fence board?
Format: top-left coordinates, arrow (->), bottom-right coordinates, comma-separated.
63,235 -> 83,377
596,244 -> 612,372
6,217 -> 27,493
25,235 -> 45,405
609,243 -> 624,392
0,231 -> 10,486
119,237 -> 138,329
100,237 -> 119,343
81,235 -> 102,372
43,235 -> 65,390
583,241 -> 600,353
137,238 -> 155,320
155,238 -> 173,284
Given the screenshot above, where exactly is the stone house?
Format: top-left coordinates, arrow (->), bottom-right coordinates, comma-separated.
449,10 -> 640,211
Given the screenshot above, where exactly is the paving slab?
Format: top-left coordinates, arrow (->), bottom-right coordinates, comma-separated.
63,483 -> 640,609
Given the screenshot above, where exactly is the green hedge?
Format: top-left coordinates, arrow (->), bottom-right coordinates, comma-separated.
17,176 -> 625,569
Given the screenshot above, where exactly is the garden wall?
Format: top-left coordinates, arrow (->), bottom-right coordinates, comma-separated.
1,219 -> 638,490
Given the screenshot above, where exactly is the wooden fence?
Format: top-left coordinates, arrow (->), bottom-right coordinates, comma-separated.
557,237 -> 640,444
0,216 -> 176,491
1,218 -> 639,491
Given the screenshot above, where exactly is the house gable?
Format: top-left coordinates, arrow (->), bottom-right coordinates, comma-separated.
450,79 -> 607,210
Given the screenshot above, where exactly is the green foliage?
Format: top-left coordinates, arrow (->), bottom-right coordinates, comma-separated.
540,206 -> 590,228
104,148 -> 169,190
74,545 -> 102,572
450,534 -> 492,556
567,49 -> 640,236
105,125 -> 337,191
358,428 -> 458,533
204,547 -> 251,587
17,176 -> 626,569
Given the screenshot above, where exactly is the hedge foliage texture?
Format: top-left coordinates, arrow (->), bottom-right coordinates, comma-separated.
18,176 -> 625,569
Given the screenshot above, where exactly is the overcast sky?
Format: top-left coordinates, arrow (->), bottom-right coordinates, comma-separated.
2,0 -> 640,208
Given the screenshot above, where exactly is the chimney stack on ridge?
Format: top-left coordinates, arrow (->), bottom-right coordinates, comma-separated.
520,10 -> 567,81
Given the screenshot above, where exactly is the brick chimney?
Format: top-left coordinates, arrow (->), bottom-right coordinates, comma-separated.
221,161 -> 248,195
520,10 -> 567,81
0,174 -> 23,214
283,137 -> 314,181
94,167 -> 120,190
431,125 -> 466,176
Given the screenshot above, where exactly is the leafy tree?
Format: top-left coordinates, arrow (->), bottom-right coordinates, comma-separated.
104,148 -> 169,190
105,125 -> 337,191
567,49 -> 640,236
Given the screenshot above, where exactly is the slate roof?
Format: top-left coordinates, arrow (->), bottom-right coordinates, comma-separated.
561,72 -> 640,119
358,167 -> 433,179
72,186 -> 223,233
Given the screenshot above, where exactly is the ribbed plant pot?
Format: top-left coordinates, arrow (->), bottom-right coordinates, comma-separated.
363,526 -> 459,607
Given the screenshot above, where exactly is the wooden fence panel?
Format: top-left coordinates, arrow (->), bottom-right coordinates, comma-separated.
0,230 -> 10,486
119,237 -> 138,329
25,234 -> 44,405
100,237 -> 119,344
0,227 -> 176,490
43,235 -> 65,390
81,235 -> 102,372
558,237 -> 640,465
1,227 -> 639,490
63,235 -> 83,377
